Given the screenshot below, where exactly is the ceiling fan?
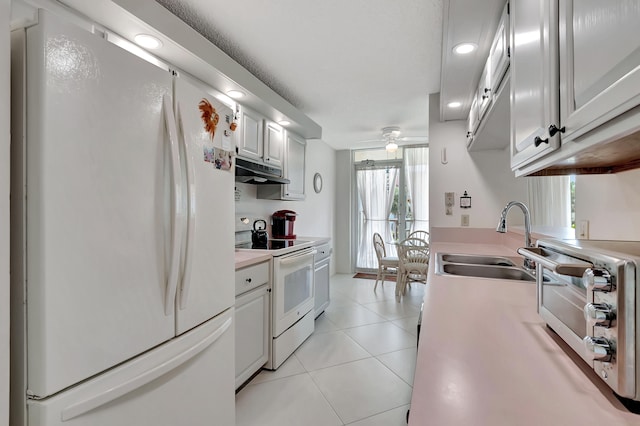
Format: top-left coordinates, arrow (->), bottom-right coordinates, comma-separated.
354,126 -> 428,152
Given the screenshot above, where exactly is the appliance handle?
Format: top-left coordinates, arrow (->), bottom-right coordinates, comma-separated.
177,104 -> 196,310
517,247 -> 592,277
60,317 -> 232,421
163,94 -> 182,315
279,249 -> 316,265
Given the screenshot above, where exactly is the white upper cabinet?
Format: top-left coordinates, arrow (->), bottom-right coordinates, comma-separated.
509,0 -> 560,170
466,95 -> 479,146
256,130 -> 306,201
511,0 -> 640,176
467,1 -> 511,151
559,0 -> 640,142
263,120 -> 285,168
489,3 -> 510,92
283,132 -> 306,200
237,107 -> 264,161
477,63 -> 492,121
237,107 -> 284,169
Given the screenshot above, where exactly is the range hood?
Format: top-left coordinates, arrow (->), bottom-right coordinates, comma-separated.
235,158 -> 290,185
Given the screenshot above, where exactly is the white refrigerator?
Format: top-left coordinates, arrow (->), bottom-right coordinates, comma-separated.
10,9 -> 235,426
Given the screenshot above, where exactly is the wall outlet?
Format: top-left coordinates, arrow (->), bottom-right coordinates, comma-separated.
578,220 -> 589,239
445,192 -> 454,215
461,214 -> 469,227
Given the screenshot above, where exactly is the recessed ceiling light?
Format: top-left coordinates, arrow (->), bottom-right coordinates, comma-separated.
134,34 -> 162,50
227,90 -> 245,99
453,43 -> 477,55
278,120 -> 291,126
447,101 -> 462,108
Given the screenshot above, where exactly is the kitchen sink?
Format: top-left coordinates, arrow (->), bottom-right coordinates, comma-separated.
440,263 -> 536,281
439,253 -> 516,267
435,252 -> 538,282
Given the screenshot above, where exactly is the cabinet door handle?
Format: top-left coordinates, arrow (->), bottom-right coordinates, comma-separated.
548,124 -> 566,137
534,136 -> 548,147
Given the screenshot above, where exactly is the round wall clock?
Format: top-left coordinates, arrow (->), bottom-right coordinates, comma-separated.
313,173 -> 323,193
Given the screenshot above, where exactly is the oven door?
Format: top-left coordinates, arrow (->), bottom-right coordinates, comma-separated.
537,263 -> 591,361
272,248 -> 315,337
519,246 -> 594,362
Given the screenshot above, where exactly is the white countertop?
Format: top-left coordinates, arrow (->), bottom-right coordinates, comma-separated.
409,241 -> 639,425
234,250 -> 271,270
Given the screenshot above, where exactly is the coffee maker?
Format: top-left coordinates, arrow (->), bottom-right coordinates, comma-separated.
271,210 -> 297,239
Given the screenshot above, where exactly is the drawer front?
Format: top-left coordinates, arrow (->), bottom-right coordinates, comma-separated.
314,243 -> 331,262
235,261 -> 270,296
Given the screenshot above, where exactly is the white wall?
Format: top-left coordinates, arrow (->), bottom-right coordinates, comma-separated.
576,168 -> 640,240
428,93 -> 528,229
235,139 -> 337,258
1,0 -> 10,424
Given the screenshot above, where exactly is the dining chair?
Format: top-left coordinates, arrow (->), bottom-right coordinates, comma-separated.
372,233 -> 399,290
396,237 -> 430,297
408,229 -> 430,244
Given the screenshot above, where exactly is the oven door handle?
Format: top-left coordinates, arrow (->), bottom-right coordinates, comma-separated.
279,249 -> 317,265
517,247 -> 593,277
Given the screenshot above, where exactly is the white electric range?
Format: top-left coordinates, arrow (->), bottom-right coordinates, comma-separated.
235,215 -> 315,369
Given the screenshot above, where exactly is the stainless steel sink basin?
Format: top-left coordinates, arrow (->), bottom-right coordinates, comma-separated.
435,252 -> 537,282
439,253 -> 516,267
440,263 -> 536,281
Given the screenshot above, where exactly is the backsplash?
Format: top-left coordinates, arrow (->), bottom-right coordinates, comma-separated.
575,168 -> 640,240
234,140 -> 336,240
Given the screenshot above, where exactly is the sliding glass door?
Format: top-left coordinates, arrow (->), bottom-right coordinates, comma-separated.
354,146 -> 429,272
355,160 -> 403,271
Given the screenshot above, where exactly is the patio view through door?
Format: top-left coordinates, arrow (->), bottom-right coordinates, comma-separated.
355,147 -> 429,272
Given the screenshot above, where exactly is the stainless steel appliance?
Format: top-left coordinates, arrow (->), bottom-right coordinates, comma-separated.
235,215 -> 315,370
519,239 -> 640,402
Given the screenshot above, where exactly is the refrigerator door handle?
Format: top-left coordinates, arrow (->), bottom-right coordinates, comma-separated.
163,94 -> 182,316
176,104 -> 196,310
60,317 -> 232,421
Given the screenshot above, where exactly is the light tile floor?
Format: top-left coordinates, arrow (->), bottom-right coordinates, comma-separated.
236,273 -> 424,426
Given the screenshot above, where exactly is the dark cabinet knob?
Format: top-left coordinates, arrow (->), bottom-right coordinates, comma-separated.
548,124 -> 566,137
534,136 -> 548,147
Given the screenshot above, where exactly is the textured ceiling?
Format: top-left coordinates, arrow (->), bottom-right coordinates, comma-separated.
156,0 -> 444,150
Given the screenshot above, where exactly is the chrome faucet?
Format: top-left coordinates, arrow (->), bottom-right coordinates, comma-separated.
497,201 -> 535,270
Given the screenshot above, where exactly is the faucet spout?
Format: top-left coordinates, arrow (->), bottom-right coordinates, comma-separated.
497,201 -> 534,269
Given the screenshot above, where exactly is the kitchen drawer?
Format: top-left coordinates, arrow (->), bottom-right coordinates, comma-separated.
314,242 -> 331,262
235,261 -> 269,297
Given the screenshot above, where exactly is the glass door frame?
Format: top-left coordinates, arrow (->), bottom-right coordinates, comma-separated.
352,157 -> 407,273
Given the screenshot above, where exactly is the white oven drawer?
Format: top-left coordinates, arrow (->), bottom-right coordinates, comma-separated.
235,261 -> 270,297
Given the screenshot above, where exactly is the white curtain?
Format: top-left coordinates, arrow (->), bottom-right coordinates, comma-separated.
356,167 -> 399,269
404,147 -> 429,233
526,176 -> 571,227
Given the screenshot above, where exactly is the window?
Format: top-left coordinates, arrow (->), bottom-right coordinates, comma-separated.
353,146 -> 428,271
526,175 -> 574,228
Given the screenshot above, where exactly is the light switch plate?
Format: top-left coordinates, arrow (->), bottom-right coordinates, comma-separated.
461,214 -> 469,226
445,192 -> 454,215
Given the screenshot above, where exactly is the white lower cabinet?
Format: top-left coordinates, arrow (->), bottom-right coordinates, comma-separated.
235,261 -> 270,389
313,242 -> 331,318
